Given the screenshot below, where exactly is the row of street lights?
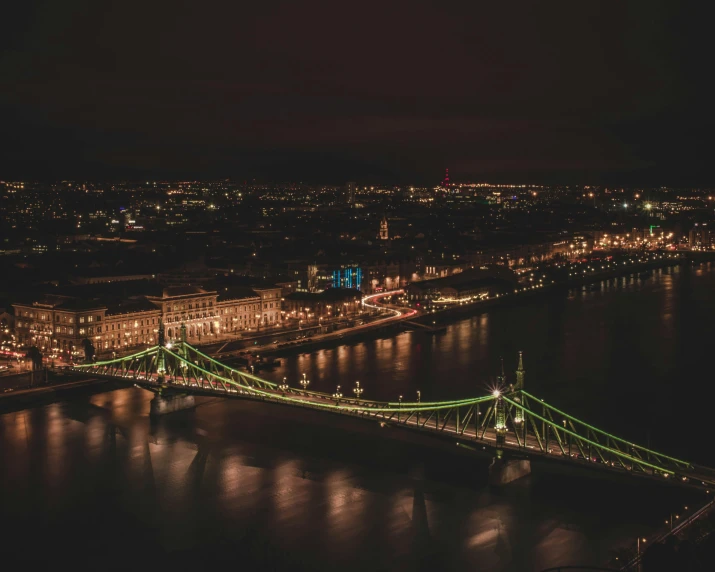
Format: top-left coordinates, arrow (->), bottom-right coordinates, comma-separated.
278,372 -> 312,394
629,504 -> 690,571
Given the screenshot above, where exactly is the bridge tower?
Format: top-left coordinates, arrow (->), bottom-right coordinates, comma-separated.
489,387 -> 531,485
179,322 -> 187,358
157,320 -> 166,382
494,392 -> 507,459
514,351 -> 525,424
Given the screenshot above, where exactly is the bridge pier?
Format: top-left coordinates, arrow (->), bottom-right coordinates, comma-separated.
488,458 -> 531,486
149,390 -> 196,416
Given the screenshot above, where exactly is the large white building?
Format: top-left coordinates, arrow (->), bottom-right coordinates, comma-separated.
13,284 -> 282,357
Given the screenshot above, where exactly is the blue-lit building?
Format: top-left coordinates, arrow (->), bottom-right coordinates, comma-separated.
332,266 -> 362,290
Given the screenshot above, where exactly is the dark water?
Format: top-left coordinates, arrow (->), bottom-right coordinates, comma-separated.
1,263 -> 713,571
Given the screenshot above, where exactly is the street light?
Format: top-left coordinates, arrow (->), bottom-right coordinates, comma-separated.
300,373 -> 310,391
398,395 -> 403,422
279,377 -> 289,394
637,537 -> 646,571
353,381 -> 363,403
333,385 -> 343,404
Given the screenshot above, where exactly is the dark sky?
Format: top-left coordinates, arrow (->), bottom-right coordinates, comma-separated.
1,1 -> 712,185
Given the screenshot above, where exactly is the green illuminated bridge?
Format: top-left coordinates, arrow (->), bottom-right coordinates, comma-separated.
58,325 -> 715,489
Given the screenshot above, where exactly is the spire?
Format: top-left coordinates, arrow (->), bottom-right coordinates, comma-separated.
496,357 -> 506,387
515,351 -> 525,390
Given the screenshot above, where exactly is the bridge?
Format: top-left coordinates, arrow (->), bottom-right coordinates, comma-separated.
57,324 -> 715,488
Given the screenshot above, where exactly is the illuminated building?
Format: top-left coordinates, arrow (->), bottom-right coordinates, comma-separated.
379,215 -> 389,240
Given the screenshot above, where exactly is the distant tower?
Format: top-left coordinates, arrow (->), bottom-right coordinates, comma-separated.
442,168 -> 450,188
345,182 -> 356,204
515,351 -> 525,390
379,215 -> 389,240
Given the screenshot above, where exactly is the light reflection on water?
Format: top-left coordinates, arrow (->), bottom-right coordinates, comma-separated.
1,262 -> 714,571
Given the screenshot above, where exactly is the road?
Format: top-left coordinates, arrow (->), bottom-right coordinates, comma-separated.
211,290 -> 416,359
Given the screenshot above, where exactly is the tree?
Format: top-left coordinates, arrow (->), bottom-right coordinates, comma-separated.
81,338 -> 95,363
25,346 -> 43,371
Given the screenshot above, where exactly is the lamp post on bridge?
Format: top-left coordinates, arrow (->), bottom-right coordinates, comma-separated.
279,377 -> 289,395
398,395 -> 403,422
416,390 -> 421,427
353,381 -> 363,403
333,385 -> 342,404
300,373 -> 310,392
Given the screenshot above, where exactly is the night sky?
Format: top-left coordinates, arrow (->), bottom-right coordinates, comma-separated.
1,1 -> 712,185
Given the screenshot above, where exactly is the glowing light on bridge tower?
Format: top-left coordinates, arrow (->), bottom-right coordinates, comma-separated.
494,390 -> 507,459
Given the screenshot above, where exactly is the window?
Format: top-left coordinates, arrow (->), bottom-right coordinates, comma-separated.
87,316 -> 94,323
96,326 -> 101,333
96,315 -> 102,322
69,328 -> 74,335
79,328 -> 86,335
80,316 -> 85,324
88,327 -> 94,335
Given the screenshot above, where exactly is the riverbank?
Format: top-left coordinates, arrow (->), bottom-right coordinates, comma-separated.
245,252 -> 700,360
0,373 -> 117,413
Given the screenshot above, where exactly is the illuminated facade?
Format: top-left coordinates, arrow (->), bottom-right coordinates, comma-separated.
332,266 -> 363,290
379,215 -> 389,240
14,284 -> 282,357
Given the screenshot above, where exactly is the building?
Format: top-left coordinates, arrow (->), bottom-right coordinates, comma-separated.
689,226 -> 713,250
282,288 -> 362,323
379,216 -> 389,240
216,288 -> 261,335
345,182 -> 357,204
406,267 -> 517,303
14,296 -> 105,356
332,265 -> 363,290
14,284 -> 283,358
147,286 -> 220,343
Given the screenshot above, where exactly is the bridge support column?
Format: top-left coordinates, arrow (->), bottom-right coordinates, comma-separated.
149,390 -> 196,416
488,458 -> 531,486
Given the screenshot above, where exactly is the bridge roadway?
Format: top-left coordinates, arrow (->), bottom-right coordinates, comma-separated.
60,360 -> 715,490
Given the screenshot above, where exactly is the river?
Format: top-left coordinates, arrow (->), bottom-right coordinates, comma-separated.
1,262 -> 713,571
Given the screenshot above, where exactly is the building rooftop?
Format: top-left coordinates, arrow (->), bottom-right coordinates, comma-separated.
217,287 -> 260,302
106,298 -> 161,316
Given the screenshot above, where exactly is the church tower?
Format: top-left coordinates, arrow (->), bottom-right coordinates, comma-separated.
379,215 -> 389,240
